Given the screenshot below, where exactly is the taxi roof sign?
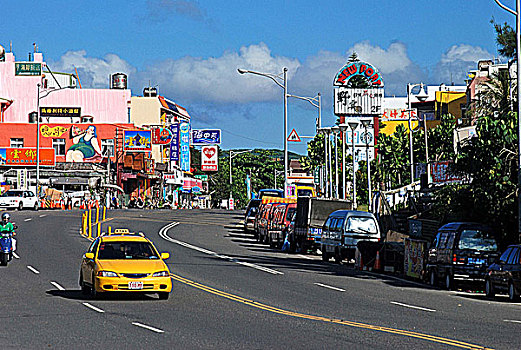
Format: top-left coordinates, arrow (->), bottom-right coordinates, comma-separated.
107,228 -> 145,237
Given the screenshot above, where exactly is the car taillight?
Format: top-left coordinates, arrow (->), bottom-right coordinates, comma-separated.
453,254 -> 465,264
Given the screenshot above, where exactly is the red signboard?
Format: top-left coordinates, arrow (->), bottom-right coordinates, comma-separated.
0,148 -> 55,166
430,161 -> 463,184
201,145 -> 218,172
151,127 -> 173,145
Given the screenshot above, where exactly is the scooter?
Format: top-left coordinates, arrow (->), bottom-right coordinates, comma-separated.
0,223 -> 17,266
0,231 -> 13,266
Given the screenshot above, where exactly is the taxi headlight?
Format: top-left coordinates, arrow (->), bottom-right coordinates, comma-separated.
97,271 -> 118,277
152,271 -> 169,277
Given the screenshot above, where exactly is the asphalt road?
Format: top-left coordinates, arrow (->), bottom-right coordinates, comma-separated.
1,209 -> 520,349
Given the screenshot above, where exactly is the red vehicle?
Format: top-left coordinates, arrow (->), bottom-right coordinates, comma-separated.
255,203 -> 274,243
268,203 -> 297,248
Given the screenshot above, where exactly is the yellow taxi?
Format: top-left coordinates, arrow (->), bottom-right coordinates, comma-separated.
79,229 -> 172,300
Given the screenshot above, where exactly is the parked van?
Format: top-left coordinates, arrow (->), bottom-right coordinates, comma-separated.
320,210 -> 381,263
426,222 -> 500,290
244,199 -> 261,233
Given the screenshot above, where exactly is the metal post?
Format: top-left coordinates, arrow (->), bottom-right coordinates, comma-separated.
36,84 -> 40,195
334,132 -> 339,198
328,132 -> 333,198
351,128 -> 357,209
342,131 -> 346,199
283,68 -> 288,197
323,132 -> 328,197
424,112 -> 430,184
229,152 -> 233,200
364,123 -> 372,211
407,84 -> 414,183
318,93 -> 322,129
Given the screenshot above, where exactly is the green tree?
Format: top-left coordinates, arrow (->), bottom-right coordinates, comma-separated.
492,19 -> 516,59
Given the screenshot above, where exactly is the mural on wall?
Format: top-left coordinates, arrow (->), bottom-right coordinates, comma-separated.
66,125 -> 103,162
123,130 -> 152,151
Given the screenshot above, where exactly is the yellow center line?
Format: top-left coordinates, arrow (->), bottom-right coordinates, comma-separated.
171,273 -> 493,350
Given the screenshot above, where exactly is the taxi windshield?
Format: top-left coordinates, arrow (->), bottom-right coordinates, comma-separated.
97,241 -> 158,260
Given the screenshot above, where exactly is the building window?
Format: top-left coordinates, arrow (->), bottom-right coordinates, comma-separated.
10,138 -> 23,148
52,138 -> 66,156
101,139 -> 114,157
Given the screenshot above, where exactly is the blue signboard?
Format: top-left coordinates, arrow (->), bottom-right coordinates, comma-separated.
191,129 -> 221,145
169,124 -> 179,161
179,122 -> 191,172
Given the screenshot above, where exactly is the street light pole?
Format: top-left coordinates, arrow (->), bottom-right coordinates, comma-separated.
332,125 -> 340,198
407,84 -> 415,183
237,68 -> 289,196
339,124 -> 348,199
361,119 -> 372,210
493,0 -> 521,238
348,122 -> 358,209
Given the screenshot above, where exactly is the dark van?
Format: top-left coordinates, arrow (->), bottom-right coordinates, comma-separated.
426,222 -> 500,290
244,199 -> 261,233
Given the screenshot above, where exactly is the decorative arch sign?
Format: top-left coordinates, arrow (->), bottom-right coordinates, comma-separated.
333,61 -> 384,87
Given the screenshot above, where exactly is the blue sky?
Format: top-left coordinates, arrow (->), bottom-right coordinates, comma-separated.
0,0 -> 515,154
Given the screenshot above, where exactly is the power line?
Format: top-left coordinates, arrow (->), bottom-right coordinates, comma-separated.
221,128 -> 281,146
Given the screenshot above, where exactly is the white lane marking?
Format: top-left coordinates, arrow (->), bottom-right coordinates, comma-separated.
504,319 -> 521,324
27,265 -> 40,274
297,254 -> 315,260
159,222 -> 283,275
24,218 -> 32,222
82,302 -> 105,313
314,283 -> 346,292
12,252 -> 20,259
391,301 -> 436,313
132,322 -> 164,333
39,214 -> 47,218
50,281 -> 65,291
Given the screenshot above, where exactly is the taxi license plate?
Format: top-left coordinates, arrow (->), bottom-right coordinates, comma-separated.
128,281 -> 143,290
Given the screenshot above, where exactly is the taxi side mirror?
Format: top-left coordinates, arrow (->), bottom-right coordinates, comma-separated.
85,253 -> 94,259
160,252 -> 170,260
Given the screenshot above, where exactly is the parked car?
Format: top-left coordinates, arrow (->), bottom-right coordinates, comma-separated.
243,199 -> 261,234
0,190 -> 39,211
485,244 -> 521,301
269,203 -> 297,248
320,210 -> 381,263
426,222 -> 500,290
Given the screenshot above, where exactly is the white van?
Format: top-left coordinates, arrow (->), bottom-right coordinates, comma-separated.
320,210 -> 381,263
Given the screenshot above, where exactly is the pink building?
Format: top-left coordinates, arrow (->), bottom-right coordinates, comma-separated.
0,49 -> 130,124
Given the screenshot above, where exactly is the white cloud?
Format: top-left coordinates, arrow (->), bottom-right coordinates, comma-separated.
49,50 -> 136,89
434,44 -> 493,84
139,43 -> 300,104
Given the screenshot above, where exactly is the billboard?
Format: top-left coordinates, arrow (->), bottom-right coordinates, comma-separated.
151,127 -> 173,145
0,148 -> 55,166
123,130 -> 152,152
201,145 -> 218,172
192,129 -> 221,145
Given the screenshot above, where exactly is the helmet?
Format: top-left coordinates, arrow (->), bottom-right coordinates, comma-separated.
1,213 -> 10,222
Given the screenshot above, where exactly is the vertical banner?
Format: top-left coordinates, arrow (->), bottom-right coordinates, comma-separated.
245,174 -> 251,200
17,169 -> 28,190
179,122 -> 191,172
169,123 -> 180,161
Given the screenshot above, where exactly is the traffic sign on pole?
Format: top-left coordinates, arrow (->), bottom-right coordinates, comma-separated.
287,129 -> 301,142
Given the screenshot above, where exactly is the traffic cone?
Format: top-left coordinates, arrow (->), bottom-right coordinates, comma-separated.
374,250 -> 382,271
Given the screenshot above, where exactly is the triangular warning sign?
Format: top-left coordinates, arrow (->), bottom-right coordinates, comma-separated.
287,128 -> 301,142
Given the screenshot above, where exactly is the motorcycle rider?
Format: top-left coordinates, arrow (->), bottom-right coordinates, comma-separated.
0,213 -> 15,251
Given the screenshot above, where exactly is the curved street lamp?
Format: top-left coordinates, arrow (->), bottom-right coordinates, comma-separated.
238,68 -> 288,196
406,82 -> 428,183
229,149 -> 253,205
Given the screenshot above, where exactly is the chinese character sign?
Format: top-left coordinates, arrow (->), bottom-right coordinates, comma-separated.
15,62 -> 42,76
380,108 -> 417,121
334,88 -> 383,115
201,145 -> 218,172
0,148 -> 55,166
430,161 -> 463,184
170,124 -> 179,161
40,107 -> 81,118
179,122 -> 191,172
192,129 -> 221,145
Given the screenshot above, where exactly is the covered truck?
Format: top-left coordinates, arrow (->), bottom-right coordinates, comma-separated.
291,197 -> 351,253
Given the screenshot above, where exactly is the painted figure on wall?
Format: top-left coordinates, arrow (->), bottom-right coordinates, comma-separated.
66,125 -> 102,162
